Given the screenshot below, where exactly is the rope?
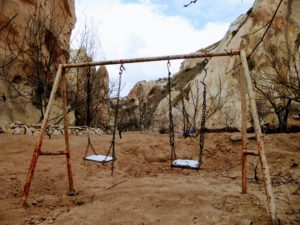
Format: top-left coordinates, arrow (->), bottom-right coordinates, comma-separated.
83,128 -> 98,161
167,61 -> 176,164
107,64 -> 124,175
199,68 -> 207,165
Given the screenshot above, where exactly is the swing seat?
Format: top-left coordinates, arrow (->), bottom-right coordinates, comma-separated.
84,154 -> 114,163
171,159 -> 200,169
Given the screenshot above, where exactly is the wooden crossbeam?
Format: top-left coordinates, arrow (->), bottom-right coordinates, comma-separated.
40,151 -> 66,156
63,50 -> 240,68
243,150 -> 259,156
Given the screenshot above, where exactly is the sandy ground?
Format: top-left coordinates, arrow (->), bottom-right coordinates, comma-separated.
0,132 -> 299,225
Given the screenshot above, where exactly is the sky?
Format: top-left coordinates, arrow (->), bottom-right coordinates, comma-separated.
72,0 -> 255,96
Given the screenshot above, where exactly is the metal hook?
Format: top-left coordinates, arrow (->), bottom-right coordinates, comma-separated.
224,49 -> 233,57
167,59 -> 171,67
167,60 -> 171,76
119,64 -> 125,74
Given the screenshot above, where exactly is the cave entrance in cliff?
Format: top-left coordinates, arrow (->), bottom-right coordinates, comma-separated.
20,49 -> 279,225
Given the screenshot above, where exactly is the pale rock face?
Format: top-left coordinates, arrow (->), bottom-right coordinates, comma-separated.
151,0 -> 300,130
0,0 -> 76,125
67,49 -> 110,127
122,79 -> 169,130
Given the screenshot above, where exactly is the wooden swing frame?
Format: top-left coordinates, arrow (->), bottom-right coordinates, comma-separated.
19,49 -> 279,225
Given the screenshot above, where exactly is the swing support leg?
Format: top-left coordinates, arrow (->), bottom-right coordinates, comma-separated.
239,69 -> 248,194
61,70 -> 75,193
20,65 -> 64,207
240,50 -> 279,225
20,65 -> 75,206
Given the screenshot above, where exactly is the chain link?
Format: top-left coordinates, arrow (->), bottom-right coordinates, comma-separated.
199,68 -> 207,164
109,64 -> 125,175
167,61 -> 176,163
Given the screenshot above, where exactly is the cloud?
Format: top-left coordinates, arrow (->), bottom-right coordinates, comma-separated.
72,0 -> 234,96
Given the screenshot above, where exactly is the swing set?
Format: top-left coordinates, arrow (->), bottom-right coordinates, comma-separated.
19,49 -> 279,225
82,64 -> 125,175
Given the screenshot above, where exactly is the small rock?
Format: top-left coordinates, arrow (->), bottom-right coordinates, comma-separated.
13,127 -> 21,135
20,127 -> 26,134
9,122 -> 16,129
230,133 -> 256,141
52,129 -> 61,136
6,128 -> 14,134
15,121 -> 24,125
24,126 -> 33,135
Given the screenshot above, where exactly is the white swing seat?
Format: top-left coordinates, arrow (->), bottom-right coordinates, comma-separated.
171,159 -> 200,169
84,154 -> 114,163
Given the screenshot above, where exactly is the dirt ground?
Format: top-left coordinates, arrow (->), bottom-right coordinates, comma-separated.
0,132 -> 299,225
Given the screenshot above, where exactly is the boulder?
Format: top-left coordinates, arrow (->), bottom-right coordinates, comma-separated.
52,129 -> 61,136
13,127 -> 21,135
24,126 -> 33,135
230,133 -> 256,141
15,121 -> 24,126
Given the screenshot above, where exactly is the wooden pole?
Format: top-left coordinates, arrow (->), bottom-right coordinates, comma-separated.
239,70 -> 248,194
20,65 -> 63,207
63,50 -> 240,68
61,70 -> 75,193
240,50 -> 279,225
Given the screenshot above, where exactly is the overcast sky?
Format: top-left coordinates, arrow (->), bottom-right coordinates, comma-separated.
72,0 -> 255,96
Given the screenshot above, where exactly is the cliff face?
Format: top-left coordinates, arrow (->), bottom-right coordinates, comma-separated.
67,49 -> 110,128
0,0 -> 76,125
124,0 -> 300,131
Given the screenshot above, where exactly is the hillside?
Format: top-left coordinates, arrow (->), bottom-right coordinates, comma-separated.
121,0 -> 300,132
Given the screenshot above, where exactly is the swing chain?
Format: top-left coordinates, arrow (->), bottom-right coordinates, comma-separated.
199,67 -> 207,164
167,60 -> 176,162
110,64 -> 125,175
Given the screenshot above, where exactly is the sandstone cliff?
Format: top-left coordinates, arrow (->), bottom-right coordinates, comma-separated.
123,0 -> 300,132
0,0 -> 76,125
67,49 -> 110,128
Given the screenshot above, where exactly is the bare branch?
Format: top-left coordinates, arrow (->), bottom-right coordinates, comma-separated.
184,0 -> 198,8
0,13 -> 17,33
248,0 -> 284,59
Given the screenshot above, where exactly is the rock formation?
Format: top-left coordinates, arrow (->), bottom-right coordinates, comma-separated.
123,0 -> 300,132
67,49 -> 110,128
0,0 -> 76,125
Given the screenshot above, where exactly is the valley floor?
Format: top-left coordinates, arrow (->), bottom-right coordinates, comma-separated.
0,132 -> 299,225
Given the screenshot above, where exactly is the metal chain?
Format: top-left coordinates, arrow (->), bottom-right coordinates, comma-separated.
199,68 -> 207,165
167,61 -> 176,163
108,64 -> 125,175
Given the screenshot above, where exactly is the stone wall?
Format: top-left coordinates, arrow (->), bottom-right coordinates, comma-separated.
0,121 -> 104,137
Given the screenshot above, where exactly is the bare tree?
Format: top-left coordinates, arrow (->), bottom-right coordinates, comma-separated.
175,76 -> 226,132
1,5 -> 72,121
251,41 -> 297,132
135,83 -> 147,130
67,19 -> 112,128
220,107 -> 236,132
275,42 -> 300,103
179,86 -> 189,132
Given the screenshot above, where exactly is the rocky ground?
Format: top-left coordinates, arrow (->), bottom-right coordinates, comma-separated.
0,132 -> 299,225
